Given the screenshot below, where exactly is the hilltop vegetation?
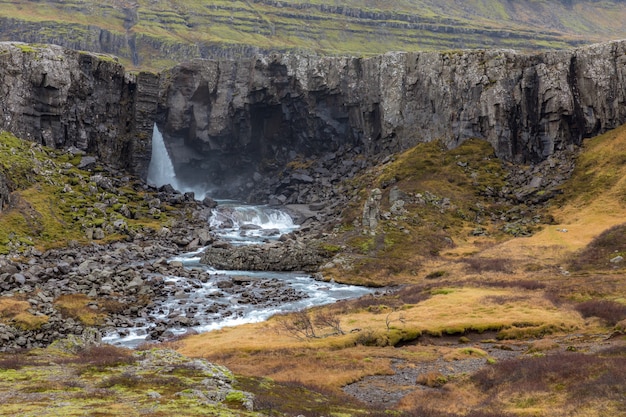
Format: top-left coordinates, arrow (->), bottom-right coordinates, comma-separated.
2,0 -> 626,68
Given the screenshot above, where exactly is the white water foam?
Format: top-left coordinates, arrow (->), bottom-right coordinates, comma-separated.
209,204 -> 299,244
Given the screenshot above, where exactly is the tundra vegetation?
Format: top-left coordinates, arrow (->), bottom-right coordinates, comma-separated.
1,125 -> 626,415
2,0 -> 626,69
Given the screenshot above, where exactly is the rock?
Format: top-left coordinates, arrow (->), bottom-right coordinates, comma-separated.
610,255 -> 623,263
201,240 -> 330,273
13,273 -> 26,285
389,186 -> 409,204
202,197 -> 218,208
362,188 -> 382,235
126,276 -> 144,290
77,156 -> 97,169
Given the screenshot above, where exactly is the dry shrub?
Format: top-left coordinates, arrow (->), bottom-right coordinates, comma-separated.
391,409 -> 513,417
481,279 -> 546,290
569,223 -> 626,271
526,339 -> 560,353
75,344 -> 137,369
54,294 -> 106,326
416,371 -> 448,388
472,352 -> 626,407
464,258 -> 512,274
346,294 -> 402,312
599,344 -> 626,357
98,371 -> 187,392
575,299 -> 626,326
395,285 -> 431,304
0,298 -> 30,317
0,352 -> 30,369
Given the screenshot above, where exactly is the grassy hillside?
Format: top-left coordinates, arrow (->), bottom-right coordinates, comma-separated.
175,126 -> 626,416
2,0 -> 626,69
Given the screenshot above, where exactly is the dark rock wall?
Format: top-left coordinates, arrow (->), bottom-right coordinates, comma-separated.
1,40 -> 626,197
156,41 -> 626,198
0,43 -> 157,174
159,41 -> 626,166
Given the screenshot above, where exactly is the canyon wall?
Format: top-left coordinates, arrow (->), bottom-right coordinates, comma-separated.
158,40 -> 626,197
0,43 -> 157,173
1,40 -> 626,199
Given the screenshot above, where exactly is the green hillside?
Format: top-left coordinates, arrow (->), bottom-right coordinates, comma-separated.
2,0 -> 626,69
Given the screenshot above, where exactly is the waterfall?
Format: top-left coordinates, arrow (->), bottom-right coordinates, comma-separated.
147,124 -> 179,189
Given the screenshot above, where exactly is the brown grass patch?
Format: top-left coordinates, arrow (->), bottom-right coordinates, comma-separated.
53,294 -> 106,326
0,297 -> 48,330
569,223 -> 626,271
575,299 -> 626,326
470,351 -> 626,415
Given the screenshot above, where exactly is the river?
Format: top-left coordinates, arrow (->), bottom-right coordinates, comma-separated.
102,125 -> 372,347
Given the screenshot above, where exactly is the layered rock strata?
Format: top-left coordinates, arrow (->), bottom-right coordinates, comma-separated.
0,43 -> 157,174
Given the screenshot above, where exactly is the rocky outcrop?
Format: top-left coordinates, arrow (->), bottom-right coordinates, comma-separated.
201,239 -> 331,273
0,42 -> 157,176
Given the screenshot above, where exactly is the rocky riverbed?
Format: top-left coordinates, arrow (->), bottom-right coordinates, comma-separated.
0,184 -> 368,351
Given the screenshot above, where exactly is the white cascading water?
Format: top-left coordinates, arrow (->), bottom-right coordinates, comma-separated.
209,205 -> 298,243
147,123 -> 180,189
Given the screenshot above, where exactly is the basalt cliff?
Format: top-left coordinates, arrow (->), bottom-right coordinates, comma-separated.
1,40 -> 626,201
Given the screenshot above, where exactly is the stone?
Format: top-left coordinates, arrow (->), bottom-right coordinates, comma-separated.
13,273 -> 26,285
202,197 -> 218,208
362,188 -> 382,235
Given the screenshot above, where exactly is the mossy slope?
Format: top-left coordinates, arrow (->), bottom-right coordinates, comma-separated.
0,131 -> 169,254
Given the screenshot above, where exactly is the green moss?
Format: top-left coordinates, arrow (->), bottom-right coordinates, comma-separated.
0,132 -> 173,254
0,0 -> 619,70
14,43 -> 37,53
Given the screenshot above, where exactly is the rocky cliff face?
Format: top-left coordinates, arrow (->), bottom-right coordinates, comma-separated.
0,42 -> 157,174
1,41 -> 626,201
157,40 -> 626,199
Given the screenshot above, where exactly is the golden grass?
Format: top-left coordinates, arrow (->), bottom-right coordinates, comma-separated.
53,294 -> 106,326
175,126 -> 626,413
0,297 -> 49,330
177,286 -> 585,394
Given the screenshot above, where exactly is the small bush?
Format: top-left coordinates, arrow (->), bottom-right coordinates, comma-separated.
575,299 -> 626,326
76,344 -> 137,369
